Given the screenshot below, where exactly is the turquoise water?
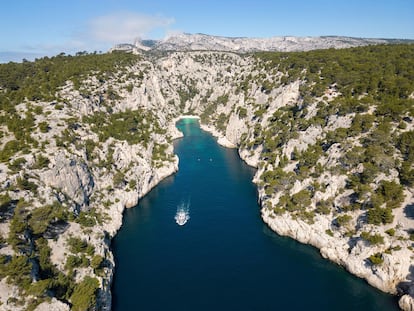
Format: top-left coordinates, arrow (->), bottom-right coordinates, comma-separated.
112,118 -> 399,310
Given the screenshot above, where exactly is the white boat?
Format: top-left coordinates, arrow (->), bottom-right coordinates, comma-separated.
175,202 -> 190,226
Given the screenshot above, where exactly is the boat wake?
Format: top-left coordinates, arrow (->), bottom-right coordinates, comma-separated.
175,200 -> 190,226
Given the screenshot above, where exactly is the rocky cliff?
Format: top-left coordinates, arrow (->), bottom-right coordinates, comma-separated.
0,44 -> 413,310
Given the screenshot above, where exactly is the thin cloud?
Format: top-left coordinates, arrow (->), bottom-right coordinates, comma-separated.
88,12 -> 175,43
1,12 -> 176,62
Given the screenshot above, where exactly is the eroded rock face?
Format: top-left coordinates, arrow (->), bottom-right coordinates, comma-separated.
40,150 -> 94,211
113,33 -> 392,53
34,298 -> 70,311
400,295 -> 414,311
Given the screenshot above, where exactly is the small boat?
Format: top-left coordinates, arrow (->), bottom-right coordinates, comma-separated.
175,202 -> 190,226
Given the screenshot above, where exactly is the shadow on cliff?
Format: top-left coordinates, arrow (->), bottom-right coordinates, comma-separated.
404,203 -> 414,219
397,265 -> 414,298
0,199 -> 18,222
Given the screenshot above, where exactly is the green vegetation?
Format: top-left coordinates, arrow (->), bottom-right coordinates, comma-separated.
91,255 -> 104,270
8,157 -> 27,172
70,276 -> 99,311
76,211 -> 97,227
16,174 -> 38,192
0,51 -> 139,102
1,41 -> 414,309
0,51 -> 140,162
335,214 -> 352,227
152,143 -> 174,166
200,102 -> 218,124
28,202 -> 67,235
252,44 -> 414,238
65,255 -> 85,272
257,44 -> 414,100
0,255 -> 32,288
38,121 -> 50,133
366,207 -> 394,225
113,171 -> 126,187
361,232 -> 384,245
83,109 -> 164,146
385,228 -> 396,236
368,253 -> 384,265
215,113 -> 228,132
67,236 -> 95,255
33,154 -> 50,169
177,81 -> 199,110
237,107 -> 247,118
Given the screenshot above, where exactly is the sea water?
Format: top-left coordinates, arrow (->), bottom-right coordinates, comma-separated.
112,118 -> 398,310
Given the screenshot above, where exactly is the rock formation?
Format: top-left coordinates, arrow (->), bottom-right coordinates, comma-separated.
0,42 -> 413,310
111,33 -> 406,53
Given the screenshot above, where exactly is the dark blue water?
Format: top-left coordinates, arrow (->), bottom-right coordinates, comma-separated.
112,118 -> 399,311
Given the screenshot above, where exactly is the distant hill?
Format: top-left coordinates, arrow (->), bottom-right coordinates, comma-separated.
111,33 -> 414,53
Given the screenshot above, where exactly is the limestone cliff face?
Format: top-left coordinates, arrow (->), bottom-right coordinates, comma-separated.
132,51 -> 413,310
1,49 -> 413,311
113,33 -> 393,53
39,151 -> 94,211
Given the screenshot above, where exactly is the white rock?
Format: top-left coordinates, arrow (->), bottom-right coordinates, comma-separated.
34,298 -> 70,311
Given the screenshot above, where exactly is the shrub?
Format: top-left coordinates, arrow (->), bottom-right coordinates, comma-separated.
361,232 -> 384,245
65,255 -> 82,272
67,237 -> 94,255
377,180 -> 404,209
399,161 -> 414,186
215,113 -> 228,132
3,255 -> 32,289
272,207 -> 285,215
7,204 -> 29,250
299,210 -> 315,224
367,207 -> 394,225
237,107 -> 247,118
29,202 -> 67,235
385,228 -> 395,236
315,200 -> 332,215
16,174 -> 38,192
368,253 -> 384,265
33,154 -> 50,169
336,214 -> 352,227
0,140 -> 24,162
91,255 -> 104,270
291,190 -> 311,210
35,238 -> 53,278
29,206 -> 54,235
113,171 -> 125,187
84,139 -> 97,161
38,121 -> 50,133
397,131 -> 414,161
9,157 -> 27,172
70,276 -> 99,311
76,211 -> 96,227
360,162 -> 379,184
27,279 -> 52,296
128,179 -> 137,190
125,83 -> 133,92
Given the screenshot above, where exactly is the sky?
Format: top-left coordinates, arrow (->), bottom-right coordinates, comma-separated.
1,0 -> 413,62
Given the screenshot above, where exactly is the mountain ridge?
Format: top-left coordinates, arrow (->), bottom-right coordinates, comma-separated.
111,32 -> 413,53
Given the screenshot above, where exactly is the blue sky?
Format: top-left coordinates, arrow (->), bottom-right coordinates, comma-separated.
1,0 -> 413,62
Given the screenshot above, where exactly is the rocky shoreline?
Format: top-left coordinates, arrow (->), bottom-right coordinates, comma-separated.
205,121 -> 414,311
1,47 -> 413,310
